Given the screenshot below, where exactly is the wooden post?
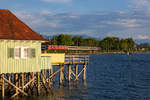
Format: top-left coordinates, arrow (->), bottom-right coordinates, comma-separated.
50,69 -> 53,83
15,73 -> 18,93
75,64 -> 78,81
21,73 -> 24,96
44,69 -> 46,84
28,73 -> 32,93
6,73 -> 11,93
18,74 -> 21,96
7,73 -> 11,82
24,74 -> 26,85
1,74 -> 5,99
37,72 -> 40,95
59,64 -> 64,85
68,64 -> 71,83
49,69 -> 53,86
29,72 -> 34,95
48,69 -> 51,87
83,64 -> 86,81
83,80 -> 87,88
32,72 -> 34,88
42,70 -> 45,84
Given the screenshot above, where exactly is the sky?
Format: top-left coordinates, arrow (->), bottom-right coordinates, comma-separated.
1,0 -> 150,42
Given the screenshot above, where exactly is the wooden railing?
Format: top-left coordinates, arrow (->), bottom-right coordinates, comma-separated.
65,55 -> 89,63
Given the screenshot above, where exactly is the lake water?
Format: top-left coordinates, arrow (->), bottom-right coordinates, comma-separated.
22,53 -> 150,100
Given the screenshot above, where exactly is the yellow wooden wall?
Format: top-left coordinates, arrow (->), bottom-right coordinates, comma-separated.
41,56 -> 52,70
41,53 -> 65,64
0,40 -> 41,74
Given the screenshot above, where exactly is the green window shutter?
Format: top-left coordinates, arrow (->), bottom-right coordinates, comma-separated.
30,48 -> 36,58
8,48 -> 14,58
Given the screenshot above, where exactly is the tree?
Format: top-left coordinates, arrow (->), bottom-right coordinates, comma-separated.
120,38 -> 135,51
85,38 -> 99,47
57,34 -> 73,46
72,36 -> 85,46
100,37 -> 121,51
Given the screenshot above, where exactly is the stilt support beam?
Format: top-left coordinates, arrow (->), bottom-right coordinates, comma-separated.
59,64 -> 64,85
83,64 -> 87,81
68,64 -> 71,83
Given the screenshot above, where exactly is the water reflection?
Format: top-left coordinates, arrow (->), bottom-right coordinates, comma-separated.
17,82 -> 87,100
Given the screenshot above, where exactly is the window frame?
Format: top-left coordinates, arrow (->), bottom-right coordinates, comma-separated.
21,47 -> 29,59
14,46 -> 30,59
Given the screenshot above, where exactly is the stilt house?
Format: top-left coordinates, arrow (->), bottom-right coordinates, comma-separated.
0,9 -> 51,74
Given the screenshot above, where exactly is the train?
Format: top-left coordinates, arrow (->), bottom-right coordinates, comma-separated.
42,45 -> 101,51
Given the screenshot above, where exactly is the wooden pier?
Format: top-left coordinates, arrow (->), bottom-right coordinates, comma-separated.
0,55 -> 89,99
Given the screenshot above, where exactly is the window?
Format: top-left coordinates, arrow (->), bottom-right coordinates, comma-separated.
8,47 -> 36,59
14,47 -> 21,59
22,47 -> 29,58
23,47 -> 28,58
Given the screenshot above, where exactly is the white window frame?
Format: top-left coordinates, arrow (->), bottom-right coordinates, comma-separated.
21,47 -> 29,59
14,46 -> 29,59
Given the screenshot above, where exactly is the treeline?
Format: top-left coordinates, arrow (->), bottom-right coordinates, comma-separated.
44,34 -> 136,51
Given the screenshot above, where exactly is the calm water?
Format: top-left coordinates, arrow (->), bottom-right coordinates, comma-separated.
22,53 -> 150,100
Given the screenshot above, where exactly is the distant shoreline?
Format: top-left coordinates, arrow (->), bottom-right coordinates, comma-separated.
65,51 -> 150,55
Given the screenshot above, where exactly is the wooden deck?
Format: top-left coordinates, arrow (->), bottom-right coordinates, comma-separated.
65,55 -> 89,64
51,55 -> 89,85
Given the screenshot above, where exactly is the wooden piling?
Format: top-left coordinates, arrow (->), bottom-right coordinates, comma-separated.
32,72 -> 34,88
50,69 -> 53,83
42,70 -> 45,84
7,73 -> 11,82
15,73 -> 18,94
59,64 -> 64,85
75,64 -> 78,81
83,64 -> 86,81
21,73 -> 24,96
48,69 -> 52,87
68,64 -> 71,83
37,72 -> 40,95
28,73 -> 32,93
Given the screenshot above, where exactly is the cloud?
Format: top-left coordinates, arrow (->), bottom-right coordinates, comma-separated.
128,0 -> 150,18
130,0 -> 150,9
42,0 -> 72,3
14,11 -> 58,30
13,10 -> 150,40
136,35 -> 150,40
107,19 -> 140,28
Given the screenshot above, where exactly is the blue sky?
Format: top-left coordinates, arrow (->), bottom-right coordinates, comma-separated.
1,0 -> 150,42
0,0 -> 130,13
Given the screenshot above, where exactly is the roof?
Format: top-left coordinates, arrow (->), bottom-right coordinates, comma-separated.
0,9 -> 46,41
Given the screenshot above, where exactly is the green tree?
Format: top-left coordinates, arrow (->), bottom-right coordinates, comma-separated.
85,38 -> 99,46
100,37 -> 121,51
57,34 -> 73,46
120,38 -> 135,51
72,36 -> 85,46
